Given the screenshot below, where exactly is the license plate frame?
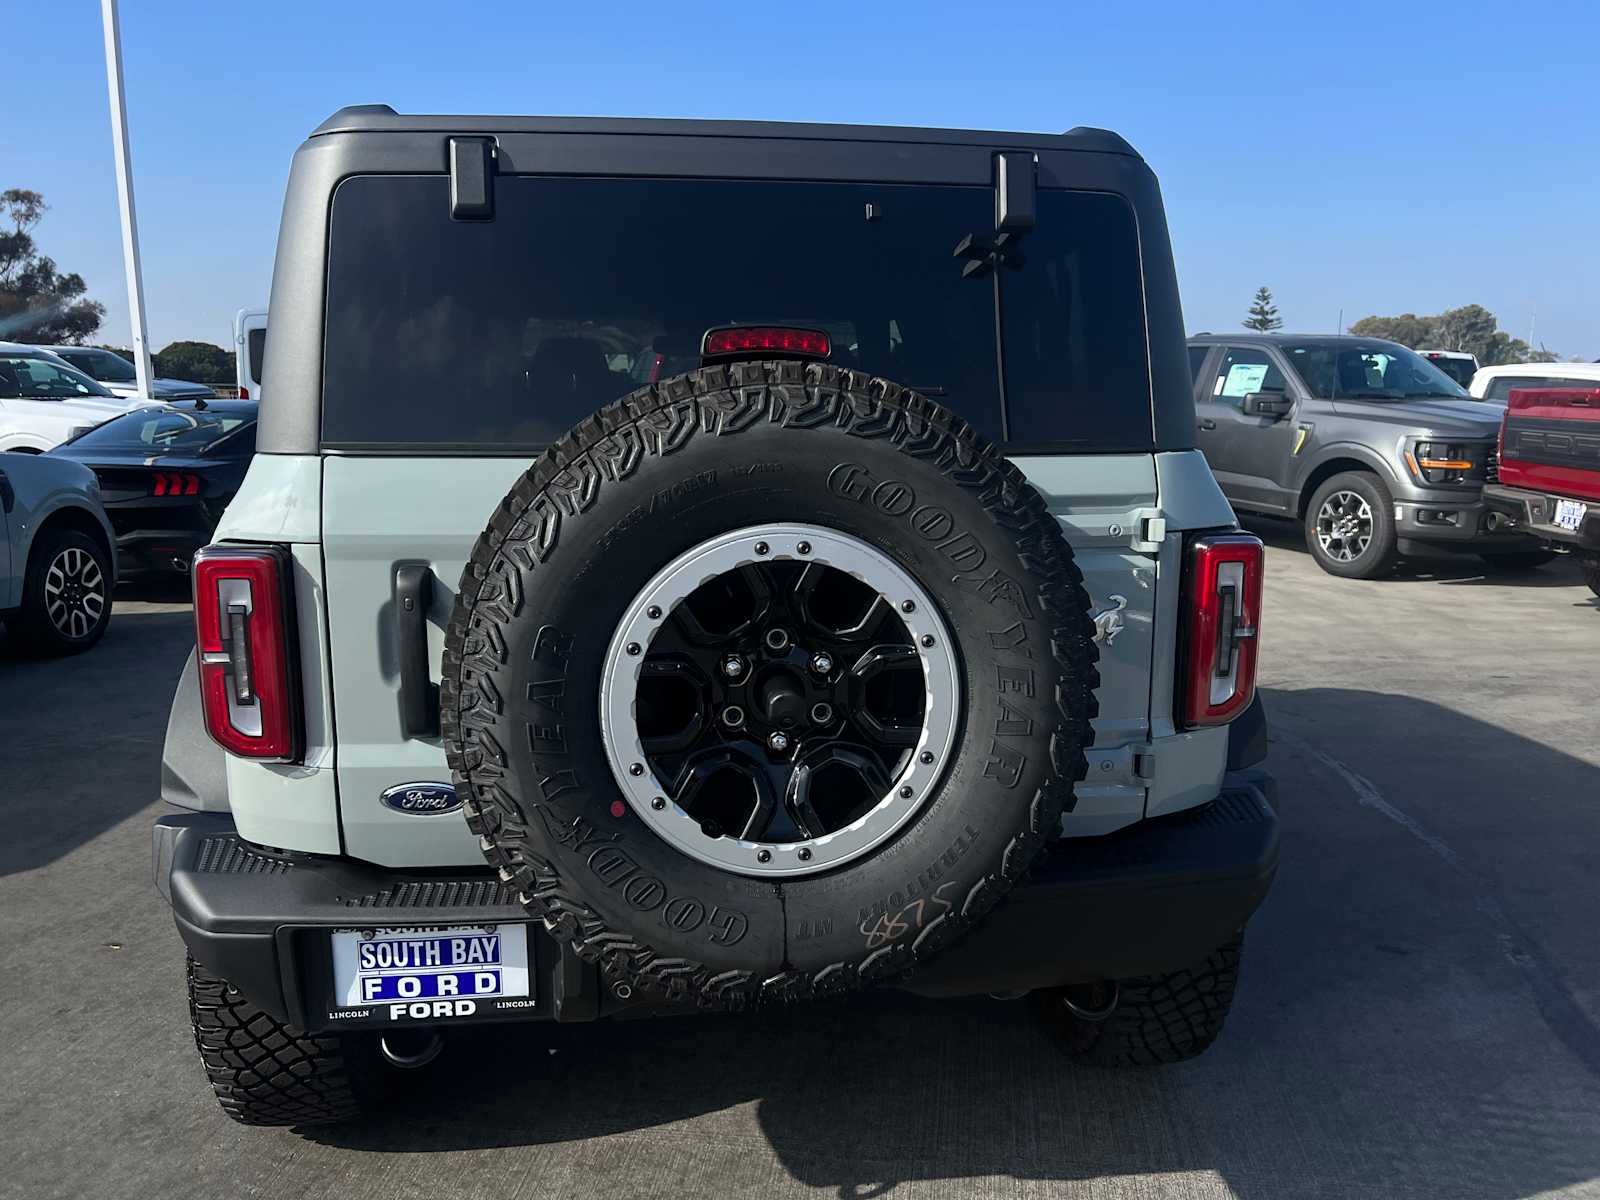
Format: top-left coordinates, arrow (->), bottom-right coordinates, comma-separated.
328,924 -> 532,1024
1554,499 -> 1587,532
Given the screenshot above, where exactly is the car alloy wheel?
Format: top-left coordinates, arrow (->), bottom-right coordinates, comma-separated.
1315,490 -> 1374,563
600,523 -> 960,878
44,544 -> 108,641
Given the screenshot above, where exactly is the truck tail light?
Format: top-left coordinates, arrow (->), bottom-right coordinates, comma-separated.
1180,533 -> 1264,728
192,545 -> 301,761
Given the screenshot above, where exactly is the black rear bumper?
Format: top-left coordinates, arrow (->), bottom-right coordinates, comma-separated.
1483,483 -> 1600,552
153,771 -> 1279,1032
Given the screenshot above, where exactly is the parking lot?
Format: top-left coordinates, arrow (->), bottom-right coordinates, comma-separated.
2,530 -> 1598,1200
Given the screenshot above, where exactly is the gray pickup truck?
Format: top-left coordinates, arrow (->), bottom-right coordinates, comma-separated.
1188,333 -> 1548,578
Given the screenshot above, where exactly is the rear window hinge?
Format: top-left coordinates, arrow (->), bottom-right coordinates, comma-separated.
1086,744 -> 1156,788
1129,508 -> 1166,553
449,137 -> 496,221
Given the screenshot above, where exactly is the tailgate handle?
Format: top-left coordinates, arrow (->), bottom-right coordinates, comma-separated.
394,564 -> 439,739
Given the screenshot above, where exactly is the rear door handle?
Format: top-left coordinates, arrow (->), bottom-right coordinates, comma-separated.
1198,418 -> 1217,431
394,563 -> 439,739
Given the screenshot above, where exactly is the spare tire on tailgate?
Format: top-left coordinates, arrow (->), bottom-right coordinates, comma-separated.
441,361 -> 1098,1008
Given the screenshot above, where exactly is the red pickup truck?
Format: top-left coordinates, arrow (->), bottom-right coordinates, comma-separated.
1483,386 -> 1600,596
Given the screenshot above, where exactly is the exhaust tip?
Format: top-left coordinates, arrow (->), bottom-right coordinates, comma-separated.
171,556 -> 191,574
379,1030 -> 444,1069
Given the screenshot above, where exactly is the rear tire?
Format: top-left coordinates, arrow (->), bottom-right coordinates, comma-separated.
7,528 -> 112,654
1581,553 -> 1600,598
187,956 -> 366,1126
1478,550 -> 1558,571
1304,472 -> 1399,579
1031,934 -> 1243,1067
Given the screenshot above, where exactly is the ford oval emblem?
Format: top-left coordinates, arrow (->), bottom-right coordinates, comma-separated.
380,782 -> 462,816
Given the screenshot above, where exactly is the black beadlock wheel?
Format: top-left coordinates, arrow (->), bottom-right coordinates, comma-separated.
1031,934 -> 1244,1067
187,956 -> 366,1126
442,361 -> 1100,1009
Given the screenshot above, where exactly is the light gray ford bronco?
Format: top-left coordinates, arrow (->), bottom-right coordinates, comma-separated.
153,106 -> 1278,1126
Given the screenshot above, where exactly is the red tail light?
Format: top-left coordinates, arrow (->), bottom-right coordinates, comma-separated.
153,471 -> 201,496
1180,533 -> 1264,728
702,326 -> 831,358
192,545 -> 301,761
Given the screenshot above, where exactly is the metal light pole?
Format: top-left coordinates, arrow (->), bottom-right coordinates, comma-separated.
100,0 -> 153,396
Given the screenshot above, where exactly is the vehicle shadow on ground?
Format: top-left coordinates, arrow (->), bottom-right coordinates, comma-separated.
307,688 -> 1600,1199
0,607 -> 192,875
1240,514 -> 1587,588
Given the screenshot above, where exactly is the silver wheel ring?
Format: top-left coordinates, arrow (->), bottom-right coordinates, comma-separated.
600,524 -> 961,879
1316,491 -> 1373,562
43,545 -> 106,639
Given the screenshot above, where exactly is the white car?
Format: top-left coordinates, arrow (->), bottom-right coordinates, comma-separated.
36,344 -> 215,402
0,343 -> 139,452
1469,361 -> 1600,401
234,307 -> 267,399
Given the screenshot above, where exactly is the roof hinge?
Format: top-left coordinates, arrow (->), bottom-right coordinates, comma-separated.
449,137 -> 496,221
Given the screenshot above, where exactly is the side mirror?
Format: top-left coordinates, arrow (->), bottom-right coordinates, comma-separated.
1243,391 -> 1292,419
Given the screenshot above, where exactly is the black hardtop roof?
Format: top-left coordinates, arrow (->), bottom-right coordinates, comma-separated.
309,104 -> 1140,158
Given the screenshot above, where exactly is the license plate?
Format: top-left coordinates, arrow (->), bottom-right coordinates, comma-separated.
1554,499 -> 1587,532
331,925 -> 530,1015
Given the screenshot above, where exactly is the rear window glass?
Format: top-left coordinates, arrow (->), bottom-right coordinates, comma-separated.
247,328 -> 267,387
69,407 -> 253,454
321,175 -> 1152,451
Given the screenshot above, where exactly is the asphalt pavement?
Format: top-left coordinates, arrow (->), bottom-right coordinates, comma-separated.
3,538 -> 1598,1200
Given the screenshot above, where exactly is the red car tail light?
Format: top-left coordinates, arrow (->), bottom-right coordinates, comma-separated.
192,545 -> 301,761
1180,533 -> 1264,728
152,471 -> 201,496
702,326 -> 831,359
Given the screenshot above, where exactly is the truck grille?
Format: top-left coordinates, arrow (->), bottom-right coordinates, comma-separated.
1484,450 -> 1499,483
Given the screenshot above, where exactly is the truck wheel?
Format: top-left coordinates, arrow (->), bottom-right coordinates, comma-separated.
1030,934 -> 1243,1067
187,956 -> 365,1125
1581,553 -> 1600,598
443,361 -> 1098,1009
1304,472 -> 1399,579
1478,549 -> 1557,571
6,528 -> 112,654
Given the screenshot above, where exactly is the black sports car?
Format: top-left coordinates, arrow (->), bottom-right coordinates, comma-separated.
50,400 -> 257,575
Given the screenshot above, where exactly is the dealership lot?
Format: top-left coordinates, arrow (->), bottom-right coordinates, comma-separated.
2,535 -> 1598,1200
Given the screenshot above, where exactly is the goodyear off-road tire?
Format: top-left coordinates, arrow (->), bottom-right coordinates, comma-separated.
1032,934 -> 1243,1067
442,361 -> 1098,1009
187,956 -> 364,1126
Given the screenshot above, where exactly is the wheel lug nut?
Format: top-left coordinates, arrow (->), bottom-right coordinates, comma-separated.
810,652 -> 833,675
767,731 -> 790,754
721,655 -> 745,678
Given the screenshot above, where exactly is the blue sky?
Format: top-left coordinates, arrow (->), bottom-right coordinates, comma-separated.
14,0 -> 1600,358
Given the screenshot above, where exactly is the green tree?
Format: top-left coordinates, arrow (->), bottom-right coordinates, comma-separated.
1348,304 -> 1558,365
153,340 -> 236,386
1243,286 -> 1282,331
0,189 -> 105,343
